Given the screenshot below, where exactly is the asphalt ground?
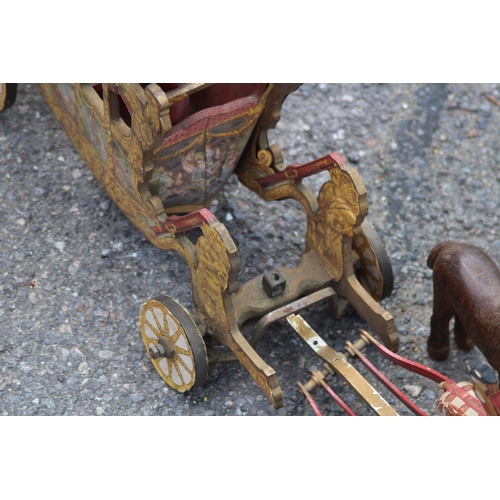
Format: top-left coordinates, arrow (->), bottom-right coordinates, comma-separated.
2,83 -> 500,417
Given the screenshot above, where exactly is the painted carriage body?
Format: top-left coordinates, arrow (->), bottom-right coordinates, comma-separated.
38,83 -> 270,245
151,84 -> 268,212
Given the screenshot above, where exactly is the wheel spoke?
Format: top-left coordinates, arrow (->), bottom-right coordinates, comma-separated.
171,362 -> 182,386
366,264 -> 380,280
170,330 -> 182,343
176,360 -> 193,385
145,309 -> 161,337
174,346 -> 191,357
158,358 -> 170,377
361,246 -> 375,262
177,353 -> 194,372
165,314 -> 179,339
144,323 -> 159,340
149,306 -> 165,334
153,306 -> 165,331
174,334 -> 189,351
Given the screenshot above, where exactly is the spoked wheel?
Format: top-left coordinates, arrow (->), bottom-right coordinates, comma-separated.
140,295 -> 208,392
0,83 -> 17,112
352,220 -> 394,301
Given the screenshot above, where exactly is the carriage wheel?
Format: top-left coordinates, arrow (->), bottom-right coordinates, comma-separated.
140,295 -> 208,392
352,221 -> 394,301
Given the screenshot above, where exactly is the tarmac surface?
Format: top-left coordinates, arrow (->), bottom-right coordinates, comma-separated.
1,83 -> 500,416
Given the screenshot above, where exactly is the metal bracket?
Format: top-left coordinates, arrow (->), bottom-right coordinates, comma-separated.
262,269 -> 286,298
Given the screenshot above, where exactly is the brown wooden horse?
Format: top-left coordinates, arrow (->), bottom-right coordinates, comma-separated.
427,241 -> 500,374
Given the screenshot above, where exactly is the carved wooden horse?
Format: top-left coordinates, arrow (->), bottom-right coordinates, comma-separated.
427,241 -> 500,374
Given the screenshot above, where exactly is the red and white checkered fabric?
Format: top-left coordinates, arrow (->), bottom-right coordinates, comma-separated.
437,381 -> 486,416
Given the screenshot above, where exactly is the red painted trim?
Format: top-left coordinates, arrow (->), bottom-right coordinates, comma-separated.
306,393 -> 323,416
256,152 -> 347,189
298,382 -> 323,416
152,208 -> 217,235
318,378 -> 356,416
349,344 -> 427,416
361,331 -> 453,384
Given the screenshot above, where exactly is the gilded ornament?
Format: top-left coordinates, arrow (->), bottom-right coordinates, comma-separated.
191,225 -> 231,335
306,168 -> 360,281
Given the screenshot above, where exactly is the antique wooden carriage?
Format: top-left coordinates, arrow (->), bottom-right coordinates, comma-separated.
4,83 -> 496,415
31,83 -> 396,409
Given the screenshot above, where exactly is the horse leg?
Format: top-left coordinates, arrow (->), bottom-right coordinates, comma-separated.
453,314 -> 475,351
427,274 -> 455,360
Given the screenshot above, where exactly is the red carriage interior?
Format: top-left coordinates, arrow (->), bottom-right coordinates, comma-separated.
91,83 -> 267,127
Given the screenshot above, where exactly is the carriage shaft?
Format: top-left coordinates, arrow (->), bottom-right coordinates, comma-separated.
287,314 -> 398,416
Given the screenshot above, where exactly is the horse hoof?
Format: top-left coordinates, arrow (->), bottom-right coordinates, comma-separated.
455,335 -> 475,351
427,344 -> 450,361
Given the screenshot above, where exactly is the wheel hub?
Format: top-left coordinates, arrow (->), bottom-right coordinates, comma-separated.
149,337 -> 176,360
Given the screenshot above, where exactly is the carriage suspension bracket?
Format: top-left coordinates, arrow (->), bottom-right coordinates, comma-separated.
262,270 -> 286,298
